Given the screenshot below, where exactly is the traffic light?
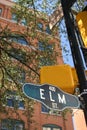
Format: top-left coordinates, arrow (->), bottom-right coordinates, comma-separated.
76,11 -> 87,48
76,10 -> 87,66
40,65 -> 78,94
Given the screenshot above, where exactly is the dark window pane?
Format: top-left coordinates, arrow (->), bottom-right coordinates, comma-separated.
1,119 -> 24,130
41,104 -> 50,113
46,25 -> 51,34
38,42 -> 52,51
1,121 -> 7,130
38,42 -> 45,51
1,119 -> 12,130
43,124 -> 62,130
18,101 -> 25,109
37,23 -> 43,31
7,99 -> 14,107
17,37 -> 28,45
8,34 -> 28,45
14,120 -> 24,130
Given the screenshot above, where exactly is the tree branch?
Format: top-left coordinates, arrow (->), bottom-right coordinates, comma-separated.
0,46 -> 40,77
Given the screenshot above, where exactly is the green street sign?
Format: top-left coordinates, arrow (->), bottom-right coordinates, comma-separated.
23,83 -> 80,111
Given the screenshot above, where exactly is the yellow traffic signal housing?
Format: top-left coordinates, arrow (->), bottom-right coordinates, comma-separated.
40,65 -> 78,94
76,11 -> 87,47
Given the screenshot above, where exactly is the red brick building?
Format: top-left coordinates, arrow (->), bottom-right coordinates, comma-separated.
0,0 -> 74,130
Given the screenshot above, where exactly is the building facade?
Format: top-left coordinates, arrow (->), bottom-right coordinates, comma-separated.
0,0 -> 74,130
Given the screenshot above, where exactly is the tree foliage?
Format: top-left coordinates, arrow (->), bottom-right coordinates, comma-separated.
0,0 -> 86,128
0,0 -> 59,127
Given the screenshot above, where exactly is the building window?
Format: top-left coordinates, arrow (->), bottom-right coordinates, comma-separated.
18,100 -> 25,109
7,98 -> 14,107
41,104 -> 61,115
39,57 -> 54,66
38,41 -> 45,51
7,98 -> 25,109
43,124 -> 62,130
1,119 -> 24,130
37,23 -> 43,31
14,124 -> 23,130
11,13 -> 17,22
38,41 -> 52,51
0,8 -> 2,16
6,91 -> 25,109
42,104 -> 50,113
38,41 -> 54,66
21,18 -> 27,26
8,34 -> 28,45
45,25 -> 51,34
1,122 -> 7,130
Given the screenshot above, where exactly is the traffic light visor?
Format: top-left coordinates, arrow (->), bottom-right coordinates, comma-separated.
76,11 -> 87,47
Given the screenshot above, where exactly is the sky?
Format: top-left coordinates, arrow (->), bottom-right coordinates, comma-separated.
59,19 -> 74,67
35,0 -> 75,67
35,0 -> 87,68
35,0 -> 58,15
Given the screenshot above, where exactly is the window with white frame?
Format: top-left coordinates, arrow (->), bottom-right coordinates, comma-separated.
7,98 -> 25,109
1,119 -> 24,130
42,124 -> 62,130
6,91 -> 25,109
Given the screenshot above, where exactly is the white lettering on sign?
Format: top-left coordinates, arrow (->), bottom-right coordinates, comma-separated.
49,91 -> 55,102
39,88 -> 67,105
58,94 -> 66,104
40,89 -> 45,100
52,102 -> 58,109
49,86 -> 56,92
